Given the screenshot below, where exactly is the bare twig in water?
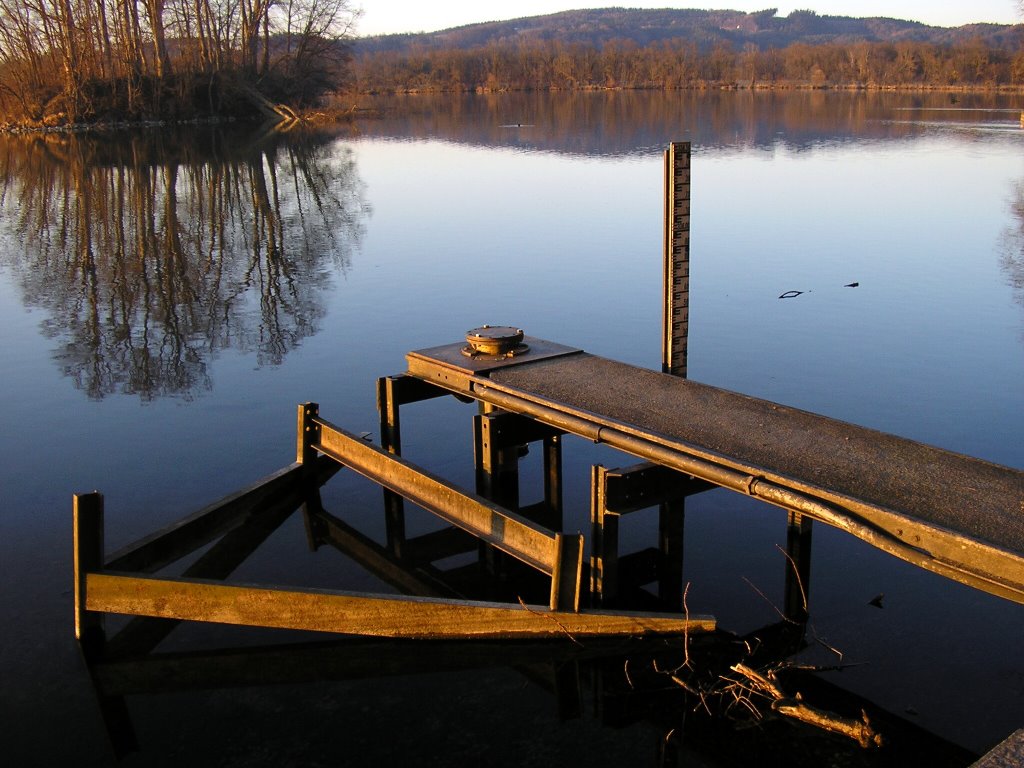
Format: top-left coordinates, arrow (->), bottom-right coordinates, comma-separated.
730,663 -> 883,748
681,581 -> 693,670
741,576 -> 795,624
775,543 -> 808,613
516,596 -> 583,647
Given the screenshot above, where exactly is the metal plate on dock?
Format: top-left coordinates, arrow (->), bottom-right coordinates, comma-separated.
407,336 -> 582,377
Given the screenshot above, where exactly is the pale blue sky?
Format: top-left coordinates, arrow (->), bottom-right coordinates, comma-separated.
357,2 -> 1021,37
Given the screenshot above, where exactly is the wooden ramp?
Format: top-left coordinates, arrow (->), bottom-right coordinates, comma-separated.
401,335 -> 1024,605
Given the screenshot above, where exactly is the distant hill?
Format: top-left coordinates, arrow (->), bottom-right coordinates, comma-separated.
355,7 -> 1022,55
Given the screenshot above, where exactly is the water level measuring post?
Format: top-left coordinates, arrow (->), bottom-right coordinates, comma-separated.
662,141 -> 690,378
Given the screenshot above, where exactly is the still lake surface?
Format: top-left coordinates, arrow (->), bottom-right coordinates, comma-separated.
1,90 -> 1023,765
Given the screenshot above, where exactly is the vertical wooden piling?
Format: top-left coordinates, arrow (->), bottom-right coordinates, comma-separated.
473,411 -> 520,510
589,465 -> 620,607
658,497 -> 686,609
550,533 -> 584,612
542,433 -> 563,530
297,402 -> 320,466
74,492 -> 106,655
662,141 -> 691,378
376,379 -> 407,554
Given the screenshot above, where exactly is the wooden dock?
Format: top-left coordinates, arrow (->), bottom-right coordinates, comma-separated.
395,333 -> 1024,607
70,141 -> 1024,758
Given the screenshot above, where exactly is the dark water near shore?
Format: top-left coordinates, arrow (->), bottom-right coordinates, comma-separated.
1,90 -> 1023,765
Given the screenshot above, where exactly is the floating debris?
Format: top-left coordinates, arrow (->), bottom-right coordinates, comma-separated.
845,282 -> 860,288
868,593 -> 885,609
778,290 -> 804,299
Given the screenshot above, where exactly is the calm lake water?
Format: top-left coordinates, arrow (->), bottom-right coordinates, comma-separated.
2,91 -> 1023,766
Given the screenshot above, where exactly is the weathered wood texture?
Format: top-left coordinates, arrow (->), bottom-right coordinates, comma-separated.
311,414 -> 583,611
85,573 -> 715,639
405,342 -> 1024,604
74,492 -> 105,648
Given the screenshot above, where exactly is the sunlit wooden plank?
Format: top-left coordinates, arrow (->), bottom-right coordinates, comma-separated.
86,573 -> 715,639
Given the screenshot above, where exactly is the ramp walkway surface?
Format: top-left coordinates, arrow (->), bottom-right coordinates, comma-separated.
405,337 -> 1024,604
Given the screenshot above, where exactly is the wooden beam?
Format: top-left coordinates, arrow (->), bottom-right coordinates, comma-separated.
86,573 -> 715,639
105,490 -> 303,658
603,462 -> 712,515
314,417 -> 564,578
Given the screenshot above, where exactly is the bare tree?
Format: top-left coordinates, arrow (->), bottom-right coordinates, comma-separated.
0,0 -> 359,123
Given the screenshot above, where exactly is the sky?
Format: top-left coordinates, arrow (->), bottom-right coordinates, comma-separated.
356,2 -> 1022,37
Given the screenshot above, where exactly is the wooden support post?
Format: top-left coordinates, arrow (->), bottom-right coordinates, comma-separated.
662,141 -> 691,378
376,379 -> 407,555
784,511 -> 813,623
550,533 -> 584,612
376,377 -> 403,455
473,410 -> 521,509
74,492 -> 106,656
658,498 -> 686,610
590,462 -> 711,610
474,410 -> 519,582
589,465 -> 620,607
542,433 -> 563,530
297,402 -> 320,467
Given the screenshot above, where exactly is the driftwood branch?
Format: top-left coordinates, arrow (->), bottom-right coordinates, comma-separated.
730,663 -> 883,748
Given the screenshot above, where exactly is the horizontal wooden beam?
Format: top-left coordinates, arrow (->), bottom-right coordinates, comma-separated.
604,462 -> 714,514
478,411 -> 565,447
377,374 -> 450,408
312,417 -> 564,577
86,573 -> 715,640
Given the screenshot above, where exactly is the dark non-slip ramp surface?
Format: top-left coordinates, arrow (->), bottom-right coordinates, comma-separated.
488,354 -> 1024,557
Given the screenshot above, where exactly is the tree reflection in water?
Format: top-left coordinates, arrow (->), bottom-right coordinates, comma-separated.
0,125 -> 368,399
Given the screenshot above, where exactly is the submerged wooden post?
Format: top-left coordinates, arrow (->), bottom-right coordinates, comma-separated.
658,497 -> 686,609
376,379 -> 407,554
589,465 -> 620,606
542,433 -> 563,530
473,410 -> 521,509
74,492 -> 106,656
297,402 -> 320,467
550,533 -> 584,612
662,141 -> 691,378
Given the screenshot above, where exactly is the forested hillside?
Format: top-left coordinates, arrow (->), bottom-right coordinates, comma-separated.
356,8 -> 1020,54
353,8 -> 1024,92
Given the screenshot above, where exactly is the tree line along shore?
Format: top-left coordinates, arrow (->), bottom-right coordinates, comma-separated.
352,38 -> 1024,94
1,7 -> 1022,132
